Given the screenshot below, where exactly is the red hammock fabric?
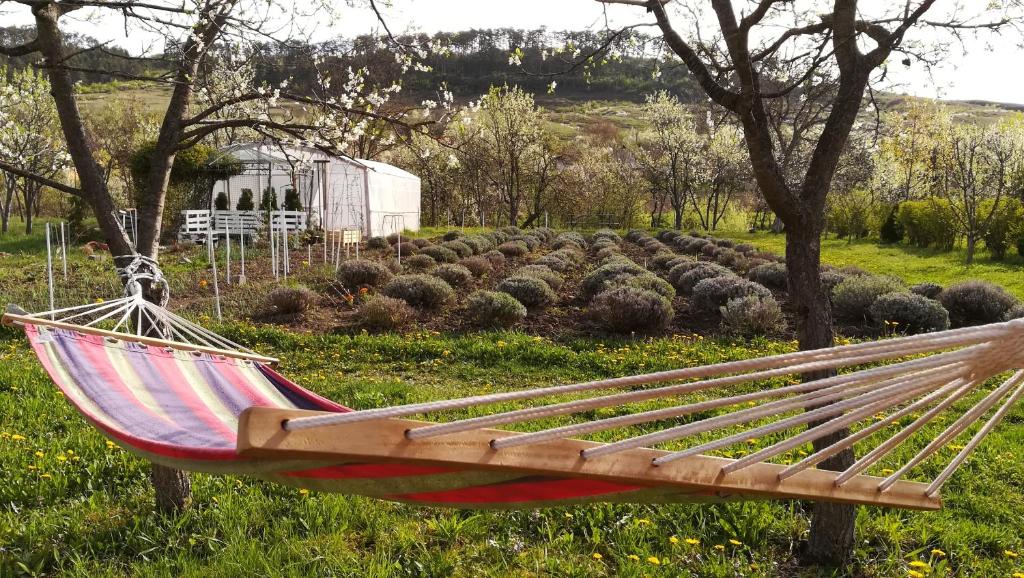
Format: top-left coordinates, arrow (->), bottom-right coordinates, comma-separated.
25,323 -> 730,507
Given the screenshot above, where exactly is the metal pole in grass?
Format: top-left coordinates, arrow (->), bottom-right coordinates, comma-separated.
239,226 -> 247,285
60,221 -> 68,281
282,223 -> 288,281
271,213 -> 278,281
225,220 -> 231,285
207,224 -> 222,322
45,222 -> 55,318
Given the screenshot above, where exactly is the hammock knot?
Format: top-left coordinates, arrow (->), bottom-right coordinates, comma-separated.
114,254 -> 169,307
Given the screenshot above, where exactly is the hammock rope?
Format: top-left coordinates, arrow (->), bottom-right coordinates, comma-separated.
6,258 -> 1024,509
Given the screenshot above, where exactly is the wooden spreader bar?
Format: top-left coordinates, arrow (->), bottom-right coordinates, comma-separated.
237,407 -> 941,510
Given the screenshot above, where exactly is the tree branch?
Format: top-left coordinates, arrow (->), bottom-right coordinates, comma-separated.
0,159 -> 83,198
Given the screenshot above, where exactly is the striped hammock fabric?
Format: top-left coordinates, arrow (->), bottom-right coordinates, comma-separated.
24,323 -> 731,507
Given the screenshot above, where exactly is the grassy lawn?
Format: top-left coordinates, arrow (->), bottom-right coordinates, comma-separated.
718,231 -> 1024,300
3,224 -> 1024,576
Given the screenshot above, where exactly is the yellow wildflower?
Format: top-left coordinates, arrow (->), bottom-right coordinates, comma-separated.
729,539 -> 742,546
714,544 -> 725,551
1011,573 -> 1024,578
11,434 -> 25,441
908,571 -> 925,578
909,561 -> 929,569
298,488 -> 309,496
40,473 -> 51,479
34,451 -> 44,458
1005,550 -> 1018,559
684,538 -> 700,545
646,556 -> 660,565
626,554 -> 639,561
669,536 -> 679,544
591,553 -> 602,560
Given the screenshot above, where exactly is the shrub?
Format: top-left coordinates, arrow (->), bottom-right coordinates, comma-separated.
651,252 -> 679,270
411,238 -> 432,248
496,275 -> 557,308
625,229 -> 645,243
215,191 -> 229,211
366,236 -> 389,250
497,241 -> 530,257
516,264 -> 564,290
983,198 -> 1023,260
592,229 -> 621,243
820,271 -> 846,294
714,238 -> 735,249
487,230 -> 509,245
938,280 -> 1019,327
418,245 -> 458,263
510,234 -> 541,251
337,259 -> 394,289
667,260 -> 710,288
1004,303 -> 1024,321
691,277 -> 772,314
386,233 -> 400,245
402,254 -> 436,272
535,253 -> 572,272
460,256 -> 494,278
589,287 -> 673,333
672,262 -> 735,294
431,263 -> 474,288
499,225 -> 523,236
441,240 -> 473,258
618,274 -> 676,301
713,247 -> 746,270
266,286 -> 316,314
735,243 -> 756,254
461,236 -> 492,254
746,262 -> 788,291
465,290 -> 527,327
879,207 -> 904,244
591,239 -> 619,253
442,230 -> 464,241
552,238 -> 584,251
556,231 -> 587,247
235,189 -> 254,211
832,275 -> 906,322
681,237 -> 712,255
700,243 -> 718,259
396,241 -> 418,256
550,247 -> 583,264
582,261 -> 647,299
910,282 -> 943,299
483,250 -> 507,268
721,295 -> 785,337
382,274 -> 455,309
357,296 -> 415,331
595,246 -> 620,260
532,227 -> 556,243
870,292 -> 950,334
898,199 -> 957,250
658,230 -> 681,242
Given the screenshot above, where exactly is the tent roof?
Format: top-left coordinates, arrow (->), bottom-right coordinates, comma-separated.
216,143 -> 414,180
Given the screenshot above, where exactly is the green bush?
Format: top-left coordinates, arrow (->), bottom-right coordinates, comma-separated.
898,199 -> 957,250
982,198 -> 1022,260
671,262 -> 735,294
283,187 -> 302,211
555,231 -> 587,248
615,273 -> 676,301
459,256 -> 493,278
366,236 -> 389,250
483,250 -> 507,268
496,275 -> 557,308
337,259 -> 394,289
465,290 -> 527,327
879,206 -> 904,244
266,286 -> 316,314
461,235 -> 493,254
746,262 -> 787,291
431,263 -> 474,289
441,240 -> 474,258
402,254 -> 436,272
870,292 -> 950,334
235,188 -> 254,211
215,191 -> 229,211
357,296 -> 415,330
712,247 -> 746,270
382,274 -> 455,309
651,252 -> 681,270
549,247 -> 584,264
442,230 -> 464,241
510,234 -> 541,252
1004,303 -> 1024,321
594,246 -> 621,261
259,187 -> 278,211
938,280 -> 1019,327
910,282 -> 943,299
589,286 -> 673,333
581,261 -> 647,299
418,245 -> 459,263
535,253 -> 572,272
515,265 -> 564,290
625,229 -> 645,243
411,238 -> 432,248
497,241 -> 530,257
720,295 -> 785,337
832,275 -> 906,322
691,277 -> 772,314
396,241 -> 418,256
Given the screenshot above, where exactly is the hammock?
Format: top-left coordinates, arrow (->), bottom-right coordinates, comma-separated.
6,277 -> 1024,510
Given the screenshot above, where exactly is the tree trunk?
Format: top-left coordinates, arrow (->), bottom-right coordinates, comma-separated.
151,463 -> 191,512
786,225 -> 856,566
965,235 -> 976,265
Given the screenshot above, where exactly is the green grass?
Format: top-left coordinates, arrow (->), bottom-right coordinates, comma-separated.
3,326 -> 1024,577
719,231 -> 1024,300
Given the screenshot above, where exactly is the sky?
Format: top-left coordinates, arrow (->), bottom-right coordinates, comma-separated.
3,0 -> 1024,105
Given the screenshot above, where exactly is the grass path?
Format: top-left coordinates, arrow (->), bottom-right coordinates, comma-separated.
718,232 -> 1024,299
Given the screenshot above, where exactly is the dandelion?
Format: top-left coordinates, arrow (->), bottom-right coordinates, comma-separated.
626,554 -> 639,561
729,539 -> 742,546
105,440 -> 116,449
646,556 -> 660,565
57,455 -> 67,462
636,518 -> 651,525
563,512 -> 573,519
40,473 -> 51,479
1005,550 -> 1018,558
669,536 -> 679,544
11,434 -> 25,441
1012,573 -> 1024,578
199,279 -> 208,289
298,488 -> 309,496
908,571 -> 925,578
908,561 -> 929,569
591,553 -> 602,560
34,451 -> 44,458
496,340 -> 506,348
714,544 -> 725,551
684,538 -> 700,545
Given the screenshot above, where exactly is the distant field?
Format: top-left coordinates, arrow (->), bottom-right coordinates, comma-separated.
718,231 -> 1024,299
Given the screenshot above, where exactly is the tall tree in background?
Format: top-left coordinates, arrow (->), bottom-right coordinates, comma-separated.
0,0 -> 430,513
599,0 -> 1023,565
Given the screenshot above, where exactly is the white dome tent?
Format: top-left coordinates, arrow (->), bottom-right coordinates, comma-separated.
198,142 -> 421,238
